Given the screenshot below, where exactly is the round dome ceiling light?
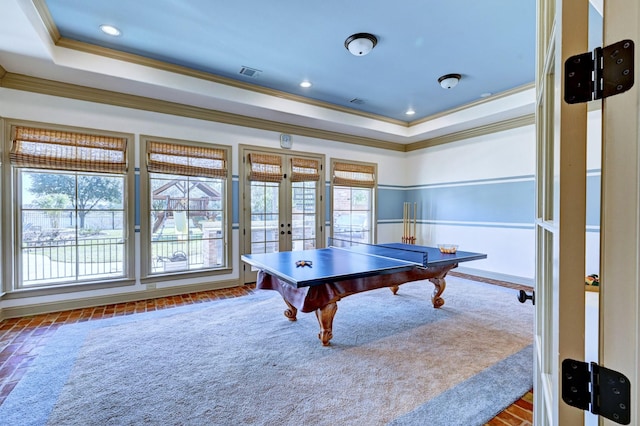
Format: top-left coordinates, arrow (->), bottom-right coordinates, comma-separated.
344,33 -> 378,56
438,73 -> 461,89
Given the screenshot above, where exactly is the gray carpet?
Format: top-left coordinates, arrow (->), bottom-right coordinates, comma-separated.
0,276 -> 533,426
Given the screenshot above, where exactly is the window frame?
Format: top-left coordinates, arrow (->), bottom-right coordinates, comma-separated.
1,120 -> 136,297
139,135 -> 233,282
329,158 -> 377,244
0,118 -> 4,298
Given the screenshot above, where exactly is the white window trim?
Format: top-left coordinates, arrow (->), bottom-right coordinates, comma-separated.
329,158 -> 378,244
1,119 -> 136,296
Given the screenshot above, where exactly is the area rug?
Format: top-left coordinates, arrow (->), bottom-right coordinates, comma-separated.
0,276 -> 533,426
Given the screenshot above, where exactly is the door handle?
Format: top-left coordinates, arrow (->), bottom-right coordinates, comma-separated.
517,290 -> 535,305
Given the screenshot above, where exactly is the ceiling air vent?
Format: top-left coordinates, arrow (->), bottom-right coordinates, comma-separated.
239,66 -> 261,78
350,98 -> 365,105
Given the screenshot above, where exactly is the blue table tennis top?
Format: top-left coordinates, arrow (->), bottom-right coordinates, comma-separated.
241,243 -> 487,288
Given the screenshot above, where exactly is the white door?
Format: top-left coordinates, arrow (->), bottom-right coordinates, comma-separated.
600,0 -> 640,425
240,146 -> 325,284
536,0 -> 640,424
534,0 -> 589,424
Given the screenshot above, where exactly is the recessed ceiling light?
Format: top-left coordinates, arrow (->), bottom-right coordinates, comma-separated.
300,81 -> 312,88
100,24 -> 121,37
405,109 -> 416,116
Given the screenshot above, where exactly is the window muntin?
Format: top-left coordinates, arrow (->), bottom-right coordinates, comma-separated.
143,138 -> 230,277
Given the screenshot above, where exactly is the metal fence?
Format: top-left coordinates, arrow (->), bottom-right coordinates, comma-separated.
21,234 -> 225,286
22,237 -> 125,285
22,210 -> 124,232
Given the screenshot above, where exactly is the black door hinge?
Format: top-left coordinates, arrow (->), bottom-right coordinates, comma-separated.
562,359 -> 631,425
564,39 -> 634,104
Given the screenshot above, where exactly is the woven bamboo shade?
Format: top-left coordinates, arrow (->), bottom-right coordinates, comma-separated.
10,126 -> 127,174
248,153 -> 283,182
332,161 -> 376,188
147,141 -> 227,178
290,157 -> 320,182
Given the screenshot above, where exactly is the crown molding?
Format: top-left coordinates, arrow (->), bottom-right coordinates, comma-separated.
33,0 -> 61,42
408,83 -> 536,127
0,70 -> 536,153
406,114 -> 535,151
55,37 -> 408,128
0,72 -> 406,152
54,36 -> 537,132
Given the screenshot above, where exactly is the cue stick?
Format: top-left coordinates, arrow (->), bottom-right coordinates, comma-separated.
413,202 -> 417,244
406,202 -> 410,243
407,203 -> 411,240
403,202 -> 406,242
402,203 -> 407,243
405,203 -> 411,243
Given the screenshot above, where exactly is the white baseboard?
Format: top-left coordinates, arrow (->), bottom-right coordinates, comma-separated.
455,266 -> 534,287
1,267 -> 533,320
0,278 -> 243,320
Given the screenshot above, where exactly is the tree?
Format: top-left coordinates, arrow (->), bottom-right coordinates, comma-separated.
33,194 -> 70,228
28,173 -> 122,229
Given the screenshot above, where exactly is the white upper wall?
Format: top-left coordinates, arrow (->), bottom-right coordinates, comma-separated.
406,125 -> 536,184
0,88 -> 410,182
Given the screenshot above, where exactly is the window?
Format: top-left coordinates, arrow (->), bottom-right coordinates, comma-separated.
331,159 -> 377,244
6,124 -> 134,290
140,137 -> 231,278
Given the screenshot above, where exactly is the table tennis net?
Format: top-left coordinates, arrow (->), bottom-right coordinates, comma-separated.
328,238 -> 428,267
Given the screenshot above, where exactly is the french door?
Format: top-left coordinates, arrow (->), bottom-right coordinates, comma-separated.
600,1 -> 640,425
535,0 -> 588,424
240,146 -> 325,284
536,0 -> 640,424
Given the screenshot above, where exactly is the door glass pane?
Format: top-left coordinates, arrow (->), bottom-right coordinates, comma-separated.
545,68 -> 557,222
250,181 -> 279,254
291,181 -> 316,251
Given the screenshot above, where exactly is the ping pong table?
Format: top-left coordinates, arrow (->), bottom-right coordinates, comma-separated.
241,240 -> 487,346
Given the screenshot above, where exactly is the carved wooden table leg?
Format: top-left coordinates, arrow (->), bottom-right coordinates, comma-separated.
283,299 -> 298,321
315,302 -> 338,346
429,277 -> 446,308
390,285 -> 399,295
